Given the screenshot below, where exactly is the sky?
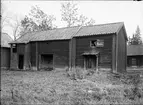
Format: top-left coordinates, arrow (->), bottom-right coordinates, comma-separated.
2,1 -> 143,40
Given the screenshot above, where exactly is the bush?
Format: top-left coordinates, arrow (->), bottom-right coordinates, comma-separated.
66,67 -> 97,80
66,67 -> 89,80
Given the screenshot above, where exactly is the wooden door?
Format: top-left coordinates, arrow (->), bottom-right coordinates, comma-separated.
85,55 -> 96,69
18,55 -> 24,69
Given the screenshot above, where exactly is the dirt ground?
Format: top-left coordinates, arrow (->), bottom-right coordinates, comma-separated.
1,69 -> 143,105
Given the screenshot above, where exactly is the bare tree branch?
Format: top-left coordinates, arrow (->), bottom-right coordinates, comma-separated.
61,2 -> 95,27
61,2 -> 78,27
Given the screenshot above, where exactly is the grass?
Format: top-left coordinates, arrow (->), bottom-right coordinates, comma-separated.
1,68 -> 143,105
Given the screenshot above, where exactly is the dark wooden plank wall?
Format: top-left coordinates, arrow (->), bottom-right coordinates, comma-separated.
117,27 -> 127,72
69,38 -> 76,69
75,35 -> 113,70
17,44 -> 25,54
10,45 -> 17,69
16,44 -> 25,69
10,43 -> 35,70
10,44 -> 25,69
127,56 -> 143,67
30,42 -> 36,68
112,34 -> 117,72
1,47 -> 10,68
38,40 -> 69,69
24,43 -> 31,70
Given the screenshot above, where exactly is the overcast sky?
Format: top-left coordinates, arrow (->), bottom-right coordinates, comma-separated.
2,1 -> 143,40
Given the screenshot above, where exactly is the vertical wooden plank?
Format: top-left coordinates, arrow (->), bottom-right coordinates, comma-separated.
39,54 -> 41,69
24,44 -> 26,70
69,40 -> 72,69
125,39 -> 127,71
115,33 -> 118,73
10,44 -> 12,69
84,57 -> 86,70
36,42 -> 39,70
112,35 -> 116,72
96,55 -> 99,72
24,43 -> 31,70
72,38 -> 76,68
53,54 -> 55,70
69,38 -> 76,69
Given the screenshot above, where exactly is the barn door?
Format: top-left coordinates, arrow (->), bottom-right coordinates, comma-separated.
18,54 -> 24,69
84,55 -> 97,70
40,54 -> 53,69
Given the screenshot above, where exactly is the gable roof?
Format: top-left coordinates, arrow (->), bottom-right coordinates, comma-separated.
11,22 -> 125,44
1,33 -> 13,48
127,45 -> 143,56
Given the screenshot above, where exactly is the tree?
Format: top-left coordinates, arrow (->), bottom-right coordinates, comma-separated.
1,2 -> 22,40
20,16 -> 38,35
61,2 -> 78,27
77,15 -> 95,26
20,5 -> 56,35
84,18 -> 95,26
61,2 -> 95,27
8,15 -> 21,40
128,26 -> 142,45
29,5 -> 56,30
77,15 -> 88,26
1,2 -> 12,31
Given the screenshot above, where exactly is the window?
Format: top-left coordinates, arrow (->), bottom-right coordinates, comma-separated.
90,39 -> 104,48
12,44 -> 17,53
90,40 -> 97,48
96,39 -> 104,47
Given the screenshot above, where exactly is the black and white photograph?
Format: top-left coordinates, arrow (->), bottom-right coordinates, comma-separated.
1,0 -> 143,104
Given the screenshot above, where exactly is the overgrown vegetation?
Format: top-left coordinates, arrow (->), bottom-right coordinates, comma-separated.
1,69 -> 143,105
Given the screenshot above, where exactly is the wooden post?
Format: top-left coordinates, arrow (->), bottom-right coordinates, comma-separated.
125,40 -> 127,72
112,35 -> 116,72
36,42 -> 39,70
72,38 -> 76,69
84,57 -> 86,70
69,38 -> 76,70
69,40 -> 72,70
115,34 -> 118,73
10,44 -> 13,69
96,55 -> 99,72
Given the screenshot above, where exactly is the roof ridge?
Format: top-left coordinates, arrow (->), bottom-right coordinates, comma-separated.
81,22 -> 124,28
53,25 -> 80,30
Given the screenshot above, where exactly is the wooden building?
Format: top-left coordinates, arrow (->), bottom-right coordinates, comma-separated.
10,22 -> 127,73
127,45 -> 143,68
1,33 -> 13,69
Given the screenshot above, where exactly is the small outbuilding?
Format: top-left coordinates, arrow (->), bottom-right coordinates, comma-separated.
10,22 -> 127,73
127,45 -> 143,69
1,33 -> 13,69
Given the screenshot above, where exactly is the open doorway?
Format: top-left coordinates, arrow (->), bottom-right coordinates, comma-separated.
18,54 -> 24,69
40,54 -> 53,69
84,55 -> 97,70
